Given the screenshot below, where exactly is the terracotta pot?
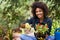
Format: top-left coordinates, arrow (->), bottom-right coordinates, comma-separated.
35,32 -> 45,38
0,37 -> 3,40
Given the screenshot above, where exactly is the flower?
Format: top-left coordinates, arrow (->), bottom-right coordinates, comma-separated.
25,23 -> 31,30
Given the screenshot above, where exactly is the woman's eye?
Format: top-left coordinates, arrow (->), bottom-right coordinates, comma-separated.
36,11 -> 38,13
36,10 -> 42,13
39,10 -> 42,12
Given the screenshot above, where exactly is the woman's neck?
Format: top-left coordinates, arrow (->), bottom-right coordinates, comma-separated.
39,17 -> 44,23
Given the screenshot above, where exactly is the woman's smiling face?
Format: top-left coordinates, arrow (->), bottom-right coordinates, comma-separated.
36,8 -> 44,19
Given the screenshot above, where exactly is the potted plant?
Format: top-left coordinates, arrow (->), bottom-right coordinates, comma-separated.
35,23 -> 49,40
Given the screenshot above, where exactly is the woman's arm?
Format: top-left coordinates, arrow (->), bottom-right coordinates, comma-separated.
47,19 -> 52,35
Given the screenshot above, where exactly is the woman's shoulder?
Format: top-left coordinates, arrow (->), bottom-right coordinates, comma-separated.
45,17 -> 52,23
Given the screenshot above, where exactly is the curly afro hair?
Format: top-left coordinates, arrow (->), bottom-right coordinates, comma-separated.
31,2 -> 49,19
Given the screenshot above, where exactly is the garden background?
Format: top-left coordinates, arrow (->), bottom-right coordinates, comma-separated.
0,0 -> 60,40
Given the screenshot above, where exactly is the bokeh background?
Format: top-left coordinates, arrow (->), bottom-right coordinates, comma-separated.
0,0 -> 60,40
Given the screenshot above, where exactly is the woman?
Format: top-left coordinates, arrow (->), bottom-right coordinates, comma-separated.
25,2 -> 53,40
21,2 -> 52,40
26,1 -> 52,35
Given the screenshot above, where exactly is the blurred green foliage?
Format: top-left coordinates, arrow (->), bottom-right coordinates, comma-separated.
0,0 -> 34,29
0,0 -> 60,39
0,0 -> 60,28
50,19 -> 60,35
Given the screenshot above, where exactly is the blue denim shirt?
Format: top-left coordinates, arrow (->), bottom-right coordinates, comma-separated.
26,17 -> 52,35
